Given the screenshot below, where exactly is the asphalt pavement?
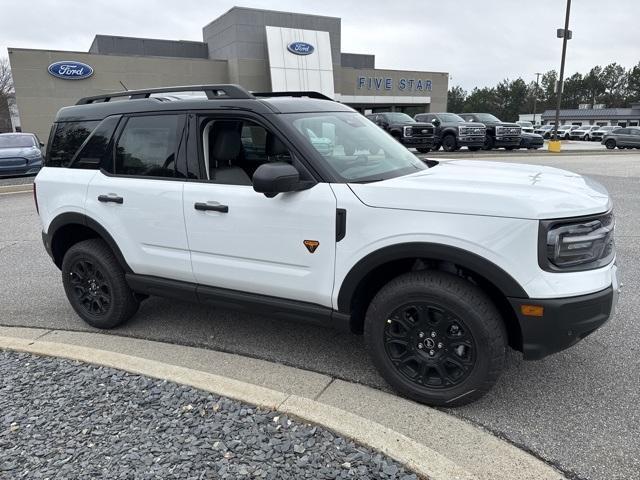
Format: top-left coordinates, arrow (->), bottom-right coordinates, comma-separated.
0,152 -> 638,480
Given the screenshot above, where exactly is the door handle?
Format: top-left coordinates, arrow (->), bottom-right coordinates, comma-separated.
98,194 -> 123,204
194,202 -> 229,213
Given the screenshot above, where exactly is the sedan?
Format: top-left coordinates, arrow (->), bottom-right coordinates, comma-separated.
0,133 -> 44,177
513,132 -> 544,150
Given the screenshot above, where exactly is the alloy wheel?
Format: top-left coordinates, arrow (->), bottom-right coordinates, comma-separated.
383,303 -> 476,389
68,259 -> 112,315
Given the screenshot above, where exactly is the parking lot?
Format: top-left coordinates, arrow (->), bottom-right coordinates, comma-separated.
0,150 -> 638,480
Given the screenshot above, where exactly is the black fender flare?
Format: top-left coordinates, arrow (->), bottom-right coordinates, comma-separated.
336,242 -> 529,313
46,212 -> 132,272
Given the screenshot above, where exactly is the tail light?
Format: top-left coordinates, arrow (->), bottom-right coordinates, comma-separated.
33,182 -> 39,214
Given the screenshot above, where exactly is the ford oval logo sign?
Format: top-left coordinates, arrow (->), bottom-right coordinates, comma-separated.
287,42 -> 314,55
47,61 -> 94,80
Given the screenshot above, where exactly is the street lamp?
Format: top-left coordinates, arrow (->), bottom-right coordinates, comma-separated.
552,0 -> 572,145
532,72 -> 542,125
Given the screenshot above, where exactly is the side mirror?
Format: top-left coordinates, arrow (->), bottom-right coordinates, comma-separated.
253,162 -> 300,198
39,142 -> 45,147
432,118 -> 441,127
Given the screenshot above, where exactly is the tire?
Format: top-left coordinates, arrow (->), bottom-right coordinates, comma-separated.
468,146 -> 481,151
585,135 -> 590,141
441,134 -> 457,152
416,147 -> 431,153
364,271 -> 507,407
432,144 -> 441,151
62,239 -> 139,329
482,136 -> 495,150
605,139 -> 616,150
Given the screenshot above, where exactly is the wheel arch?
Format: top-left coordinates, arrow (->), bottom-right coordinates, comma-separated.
47,212 -> 132,273
337,242 -> 528,350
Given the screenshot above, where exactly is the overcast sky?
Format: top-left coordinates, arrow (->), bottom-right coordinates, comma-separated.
1,0 -> 639,90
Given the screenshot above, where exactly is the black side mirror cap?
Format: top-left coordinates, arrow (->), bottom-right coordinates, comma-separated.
39,142 -> 45,147
252,162 -> 301,197
432,119 -> 441,127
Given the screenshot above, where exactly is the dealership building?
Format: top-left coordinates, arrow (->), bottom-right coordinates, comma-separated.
7,6 -> 448,143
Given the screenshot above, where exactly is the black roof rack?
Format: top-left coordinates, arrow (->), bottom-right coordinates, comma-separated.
252,91 -> 334,101
76,84 -> 254,105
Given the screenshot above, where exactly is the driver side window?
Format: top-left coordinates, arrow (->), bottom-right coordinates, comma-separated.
114,115 -> 182,177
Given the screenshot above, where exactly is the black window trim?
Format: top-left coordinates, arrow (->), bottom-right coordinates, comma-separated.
185,110 -> 322,186
100,111 -> 188,182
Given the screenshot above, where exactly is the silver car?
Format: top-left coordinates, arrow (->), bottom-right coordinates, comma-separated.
602,127 -> 640,149
0,133 -> 44,177
569,125 -> 600,141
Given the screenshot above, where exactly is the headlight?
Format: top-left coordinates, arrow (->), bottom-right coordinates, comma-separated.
26,150 -> 42,159
539,212 -> 615,271
403,126 -> 413,137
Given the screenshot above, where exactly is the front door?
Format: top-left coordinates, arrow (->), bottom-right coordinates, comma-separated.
182,115 -> 337,307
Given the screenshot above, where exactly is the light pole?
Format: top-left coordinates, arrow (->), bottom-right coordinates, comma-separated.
532,72 -> 542,125
553,0 -> 572,142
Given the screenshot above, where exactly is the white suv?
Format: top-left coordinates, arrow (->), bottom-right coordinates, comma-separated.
35,85 -> 620,406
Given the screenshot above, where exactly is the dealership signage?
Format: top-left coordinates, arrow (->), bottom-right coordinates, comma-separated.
357,76 -> 432,92
47,61 -> 94,80
287,42 -> 314,55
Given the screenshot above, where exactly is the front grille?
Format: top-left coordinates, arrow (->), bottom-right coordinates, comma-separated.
496,126 -> 521,136
406,125 -> 434,138
0,157 -> 27,168
459,126 -> 485,136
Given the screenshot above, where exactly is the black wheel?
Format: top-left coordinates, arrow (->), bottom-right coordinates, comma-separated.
416,147 -> 431,153
432,144 -> 441,151
584,135 -> 590,141
482,136 -> 495,150
605,139 -> 616,150
364,271 -> 506,406
441,134 -> 457,152
468,146 -> 481,151
62,239 -> 139,329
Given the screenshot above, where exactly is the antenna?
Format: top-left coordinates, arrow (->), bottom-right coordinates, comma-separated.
119,81 -> 128,91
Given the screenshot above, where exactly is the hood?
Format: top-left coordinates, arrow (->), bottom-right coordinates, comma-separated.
349,160 -> 611,220
0,147 -> 40,158
457,122 -> 486,128
390,121 -> 433,130
493,121 -> 520,127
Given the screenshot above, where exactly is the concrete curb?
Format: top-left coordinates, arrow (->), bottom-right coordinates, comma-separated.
0,328 -> 566,480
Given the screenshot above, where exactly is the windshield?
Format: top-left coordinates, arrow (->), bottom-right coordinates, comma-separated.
438,113 -> 465,123
467,113 -> 499,122
382,112 -> 415,123
283,112 -> 427,183
0,135 -> 36,149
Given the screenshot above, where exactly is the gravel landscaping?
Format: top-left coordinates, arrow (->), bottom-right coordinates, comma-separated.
0,350 -> 419,479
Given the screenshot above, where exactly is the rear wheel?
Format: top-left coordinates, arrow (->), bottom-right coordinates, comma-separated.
605,139 -> 616,149
364,271 -> 507,406
62,239 -> 139,329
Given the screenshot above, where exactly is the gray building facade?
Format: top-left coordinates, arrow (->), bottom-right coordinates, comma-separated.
8,6 -> 448,143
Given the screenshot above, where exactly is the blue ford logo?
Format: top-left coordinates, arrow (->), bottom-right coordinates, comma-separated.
287,42 -> 314,55
47,61 -> 94,80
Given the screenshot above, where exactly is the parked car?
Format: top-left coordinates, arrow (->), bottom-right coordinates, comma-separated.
591,126 -> 620,142
516,121 -> 534,133
0,133 -> 44,177
365,112 -> 435,153
513,132 -> 544,150
602,126 -> 640,149
413,112 -> 486,152
555,125 -> 581,140
570,125 -> 601,141
534,125 -> 555,138
457,113 -> 521,150
35,84 -> 619,407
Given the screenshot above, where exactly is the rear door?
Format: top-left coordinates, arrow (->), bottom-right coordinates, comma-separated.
630,129 -> 640,147
85,113 -> 194,283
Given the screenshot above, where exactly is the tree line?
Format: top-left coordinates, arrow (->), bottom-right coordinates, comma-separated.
447,62 -> 640,122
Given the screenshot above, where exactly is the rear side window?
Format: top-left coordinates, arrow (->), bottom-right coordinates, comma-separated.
69,116 -> 121,170
47,121 -> 99,167
114,115 -> 182,178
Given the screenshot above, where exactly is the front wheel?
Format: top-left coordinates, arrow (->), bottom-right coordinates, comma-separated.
364,271 -> 506,406
605,139 -> 616,149
441,134 -> 457,152
62,239 -> 139,329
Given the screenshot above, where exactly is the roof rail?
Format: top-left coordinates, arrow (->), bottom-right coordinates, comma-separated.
252,91 -> 334,101
76,84 -> 254,105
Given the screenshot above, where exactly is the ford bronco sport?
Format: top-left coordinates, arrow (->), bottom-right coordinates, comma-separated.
36,85 -> 619,406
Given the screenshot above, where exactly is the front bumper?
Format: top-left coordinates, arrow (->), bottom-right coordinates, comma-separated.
508,265 -> 620,360
400,136 -> 435,148
458,136 -> 485,147
494,136 -> 521,147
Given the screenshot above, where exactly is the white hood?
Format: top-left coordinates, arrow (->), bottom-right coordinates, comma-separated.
348,160 -> 611,220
